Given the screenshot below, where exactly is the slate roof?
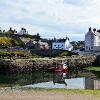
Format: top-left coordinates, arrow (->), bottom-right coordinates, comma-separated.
55,39 -> 66,42
87,28 -> 100,36
53,37 -> 69,43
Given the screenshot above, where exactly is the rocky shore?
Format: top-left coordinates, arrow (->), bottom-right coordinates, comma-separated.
0,55 -> 96,74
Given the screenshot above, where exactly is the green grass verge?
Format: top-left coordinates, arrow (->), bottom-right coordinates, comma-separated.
85,66 -> 100,71
0,37 -> 20,46
15,88 -> 100,95
0,87 -> 100,95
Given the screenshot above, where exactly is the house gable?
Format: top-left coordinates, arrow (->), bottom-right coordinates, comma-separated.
85,27 -> 100,51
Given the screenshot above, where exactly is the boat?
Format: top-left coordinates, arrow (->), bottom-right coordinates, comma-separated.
46,63 -> 68,73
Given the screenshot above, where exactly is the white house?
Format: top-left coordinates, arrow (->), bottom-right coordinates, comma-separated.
52,37 -> 73,51
85,27 -> 100,51
18,28 -> 28,35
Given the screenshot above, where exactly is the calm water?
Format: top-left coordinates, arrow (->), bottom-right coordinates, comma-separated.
25,78 -> 100,90
0,70 -> 100,90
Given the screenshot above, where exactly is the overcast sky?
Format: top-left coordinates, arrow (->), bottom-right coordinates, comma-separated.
0,0 -> 100,41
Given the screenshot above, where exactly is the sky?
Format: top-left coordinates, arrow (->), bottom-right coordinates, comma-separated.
0,0 -> 100,41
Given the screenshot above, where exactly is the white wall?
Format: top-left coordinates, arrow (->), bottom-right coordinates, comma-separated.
95,35 -> 100,46
18,30 -> 26,35
85,29 -> 100,51
85,32 -> 94,51
18,31 -> 23,35
65,39 -> 71,50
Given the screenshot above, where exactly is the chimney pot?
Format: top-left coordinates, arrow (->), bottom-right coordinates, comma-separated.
89,27 -> 92,32
93,28 -> 96,32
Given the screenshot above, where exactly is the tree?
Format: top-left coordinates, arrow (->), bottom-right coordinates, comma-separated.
34,33 -> 41,43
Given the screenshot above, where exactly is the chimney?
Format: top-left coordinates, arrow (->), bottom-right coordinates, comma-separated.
89,27 -> 92,32
10,27 -> 12,31
0,27 -> 1,32
93,28 -> 96,33
97,29 -> 100,33
21,28 -> 23,30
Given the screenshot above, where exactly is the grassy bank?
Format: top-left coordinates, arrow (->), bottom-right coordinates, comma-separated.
0,37 -> 20,47
85,66 -> 100,71
23,88 -> 100,95
1,87 -> 100,96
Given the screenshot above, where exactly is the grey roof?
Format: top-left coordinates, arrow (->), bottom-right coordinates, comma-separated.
87,28 -> 100,36
53,38 -> 69,43
55,39 -> 66,42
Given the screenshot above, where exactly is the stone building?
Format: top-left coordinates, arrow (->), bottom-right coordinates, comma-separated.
85,27 -> 100,51
18,28 -> 28,35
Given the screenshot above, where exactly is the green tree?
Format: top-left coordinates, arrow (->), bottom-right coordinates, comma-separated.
34,33 -> 41,43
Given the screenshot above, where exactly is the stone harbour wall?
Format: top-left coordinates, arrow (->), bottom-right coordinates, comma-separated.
0,55 -> 97,74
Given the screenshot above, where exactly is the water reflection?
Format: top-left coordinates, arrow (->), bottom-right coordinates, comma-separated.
53,72 -> 67,86
25,77 -> 100,90
24,71 -> 100,90
0,70 -> 100,90
85,78 -> 100,90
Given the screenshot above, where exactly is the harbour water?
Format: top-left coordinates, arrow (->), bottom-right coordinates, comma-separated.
0,69 -> 100,90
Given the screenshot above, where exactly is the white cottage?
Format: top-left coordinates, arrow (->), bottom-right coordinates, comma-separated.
85,27 -> 100,51
52,37 -> 73,51
18,28 -> 28,35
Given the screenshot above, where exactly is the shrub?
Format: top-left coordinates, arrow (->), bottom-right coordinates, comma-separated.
0,37 -> 20,47
59,51 -> 72,57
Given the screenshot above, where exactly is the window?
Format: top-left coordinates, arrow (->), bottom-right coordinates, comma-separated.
86,46 -> 88,49
91,46 -> 93,49
91,35 -> 94,39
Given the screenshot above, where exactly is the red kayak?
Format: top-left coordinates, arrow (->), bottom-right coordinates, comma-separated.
47,63 -> 68,73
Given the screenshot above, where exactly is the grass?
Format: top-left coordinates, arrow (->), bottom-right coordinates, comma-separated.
10,87 -> 100,96
85,66 -> 100,71
0,37 -> 20,46
47,88 -> 100,95
0,51 -> 24,55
